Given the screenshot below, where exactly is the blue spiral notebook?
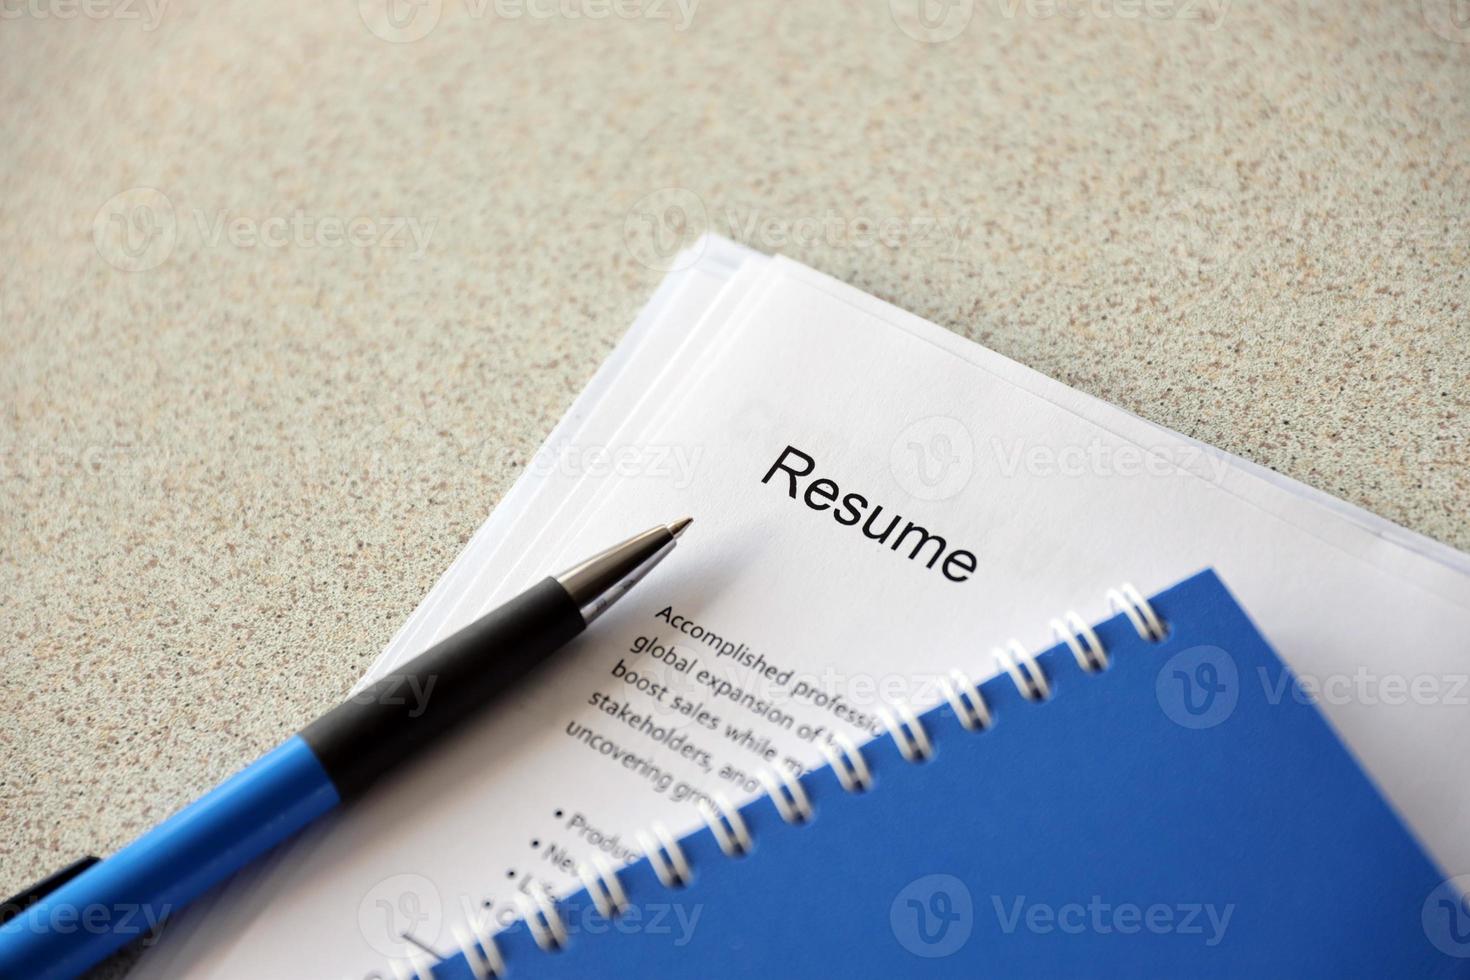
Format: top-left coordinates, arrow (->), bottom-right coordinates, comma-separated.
380,570 -> 1469,978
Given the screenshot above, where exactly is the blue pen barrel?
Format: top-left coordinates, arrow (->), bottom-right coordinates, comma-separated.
0,736 -> 340,980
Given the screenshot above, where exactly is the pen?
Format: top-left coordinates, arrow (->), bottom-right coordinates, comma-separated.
0,518 -> 692,980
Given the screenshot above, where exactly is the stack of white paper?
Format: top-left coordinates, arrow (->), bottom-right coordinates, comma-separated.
136,237 -> 1470,979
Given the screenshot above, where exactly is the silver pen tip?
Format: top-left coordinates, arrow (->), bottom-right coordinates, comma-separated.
556,520 -> 691,625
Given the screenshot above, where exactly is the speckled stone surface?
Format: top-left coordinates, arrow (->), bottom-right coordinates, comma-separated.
1,0 -> 1466,972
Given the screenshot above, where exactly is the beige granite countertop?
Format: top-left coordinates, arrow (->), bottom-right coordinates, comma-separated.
1,0 -> 1466,973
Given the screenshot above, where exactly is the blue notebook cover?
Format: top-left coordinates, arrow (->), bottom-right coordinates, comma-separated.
385,570 -> 1469,978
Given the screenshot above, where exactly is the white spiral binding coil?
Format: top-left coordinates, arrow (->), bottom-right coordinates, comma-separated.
452,915 -> 506,979
994,638 -> 1050,700
517,886 -> 568,952
700,794 -> 754,856
760,767 -> 814,824
577,855 -> 629,919
639,821 -> 693,888
939,668 -> 992,730
879,701 -> 933,761
1107,582 -> 1166,641
390,951 -> 435,980
819,732 -> 873,792
1051,610 -> 1108,672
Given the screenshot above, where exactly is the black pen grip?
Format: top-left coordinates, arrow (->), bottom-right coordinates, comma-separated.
302,576 -> 584,800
